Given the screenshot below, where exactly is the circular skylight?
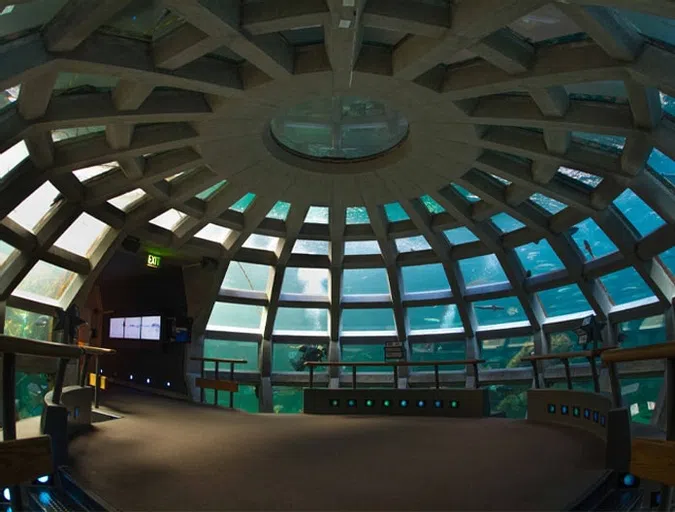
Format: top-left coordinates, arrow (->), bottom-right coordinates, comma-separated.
269,96 -> 409,161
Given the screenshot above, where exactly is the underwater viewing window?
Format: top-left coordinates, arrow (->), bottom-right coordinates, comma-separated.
281,267 -> 329,296
537,285 -> 593,317
341,344 -> 388,372
222,262 -> 271,292
266,200 -> 291,220
14,261 -> 77,303
613,189 -> 665,238
243,234 -> 280,251
305,206 -> 329,224
274,308 -> 328,333
229,193 -> 256,213
529,193 -> 567,214
342,268 -> 390,295
273,344 -> 327,373
0,140 -> 29,180
384,202 -> 410,222
208,303 -> 264,332
344,240 -> 381,255
341,309 -> 396,332
459,255 -> 508,288
481,336 -> 534,370
407,305 -> 462,331
195,224 -> 233,244
617,315 -> 666,349
445,227 -> 479,245
292,239 -> 329,255
473,297 -> 528,326
203,340 -> 259,371
515,240 -> 565,277
570,218 -> 618,262
401,264 -> 450,293
395,235 -> 431,253
410,342 -> 466,372
599,267 -> 655,306
0,240 -> 17,269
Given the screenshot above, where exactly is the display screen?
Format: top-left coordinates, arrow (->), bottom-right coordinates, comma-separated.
141,316 -> 162,341
109,318 -> 125,339
124,317 -> 142,339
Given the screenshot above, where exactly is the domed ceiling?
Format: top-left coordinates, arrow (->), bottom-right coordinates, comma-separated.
1,0 -> 675,394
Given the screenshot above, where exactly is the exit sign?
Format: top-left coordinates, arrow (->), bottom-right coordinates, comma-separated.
147,254 -> 161,269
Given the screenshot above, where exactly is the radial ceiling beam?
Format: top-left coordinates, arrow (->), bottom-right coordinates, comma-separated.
471,28 -> 535,75
112,80 -> 155,111
361,0 -> 451,38
153,23 -> 221,70
554,4 -> 643,62
17,71 -> 58,121
329,195 -> 345,342
324,0 -> 366,91
161,0 -> 294,79
393,0 -> 546,80
242,0 -> 328,35
624,79 -> 663,130
43,0 -> 136,52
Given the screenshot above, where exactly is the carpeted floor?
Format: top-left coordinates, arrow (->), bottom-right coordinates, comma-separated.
67,387 -> 606,511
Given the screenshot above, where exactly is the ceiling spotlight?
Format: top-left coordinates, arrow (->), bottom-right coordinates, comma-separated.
339,19 -> 352,29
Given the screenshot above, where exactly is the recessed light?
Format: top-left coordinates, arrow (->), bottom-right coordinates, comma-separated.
339,19 -> 352,29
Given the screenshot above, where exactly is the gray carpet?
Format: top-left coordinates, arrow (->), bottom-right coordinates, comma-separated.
67,387 -> 606,511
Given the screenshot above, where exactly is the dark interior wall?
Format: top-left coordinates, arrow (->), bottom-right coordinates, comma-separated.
96,251 -> 190,395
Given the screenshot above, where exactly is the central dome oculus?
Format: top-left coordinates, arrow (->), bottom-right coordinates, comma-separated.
269,96 -> 409,161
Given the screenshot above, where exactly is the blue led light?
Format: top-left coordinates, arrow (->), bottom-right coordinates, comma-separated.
547,404 -> 556,414
330,399 -> 340,407
39,491 -> 50,505
434,400 -> 443,408
347,399 -> 356,407
584,408 -> 591,419
400,399 -> 408,408
623,474 -> 637,487
37,475 -> 50,484
561,405 -> 569,415
3,488 -> 10,501
365,399 -> 374,407
593,411 -> 599,422
383,399 -> 391,407
600,415 -> 606,426
450,400 -> 459,409
572,406 -> 580,417
417,400 -> 426,408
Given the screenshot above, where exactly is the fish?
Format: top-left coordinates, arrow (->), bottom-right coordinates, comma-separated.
583,239 -> 594,259
475,305 -> 504,311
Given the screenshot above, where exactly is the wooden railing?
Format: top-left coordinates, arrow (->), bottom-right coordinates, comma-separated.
601,342 -> 675,512
191,357 -> 247,408
305,359 -> 485,389
522,348 -> 611,392
1,334 -> 115,441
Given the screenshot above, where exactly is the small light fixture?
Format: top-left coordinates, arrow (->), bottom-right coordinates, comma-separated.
166,382 -> 171,387
0,6 -> 15,16
129,374 -> 134,380
343,0 -> 355,6
146,378 -> 151,384
338,19 -> 352,29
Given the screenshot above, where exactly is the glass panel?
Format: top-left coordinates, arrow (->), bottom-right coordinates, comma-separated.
610,8 -> 675,46
551,379 -> 595,392
341,344 -> 388,372
401,264 -> 450,293
0,0 -> 68,39
621,376 -> 664,425
272,386 -> 304,414
384,202 -> 410,222
205,385 -> 259,413
292,239 -> 329,255
408,305 -> 461,331
452,183 -> 479,202
658,246 -> 675,276
341,309 -> 395,332
444,227 -> 479,245
72,162 -> 118,183
102,1 -> 185,41
549,331 -> 589,364
51,126 -> 105,143
305,206 -> 329,224
195,224 -> 233,244
14,261 -> 77,302
515,240 -> 565,277
108,188 -> 146,211
537,285 -> 593,317
149,208 -> 186,230
196,180 -> 226,201
0,240 -> 16,269
662,92 -> 675,117
8,181 -> 60,233
420,194 -> 445,214
571,132 -> 626,152
459,254 -> 508,287
222,262 -> 270,292
344,240 -> 380,255
243,234 -> 280,251
613,189 -> 665,237
473,297 -> 528,326
266,200 -> 291,220
565,80 -> 628,102
618,315 -> 666,349
600,267 -> 655,305
4,307 -> 53,342
570,218 -> 618,262
203,340 -> 258,371
229,193 -> 256,213
273,343 -> 327,373
53,213 -> 110,258
558,166 -> 603,188
0,140 -> 29,180
281,268 -> 329,296
491,213 -> 525,233
508,4 -> 582,43
489,173 -> 511,186
395,235 -> 431,253
410,342 -> 466,372
481,336 -> 534,369
207,303 -> 264,331
345,206 -> 369,224
648,148 -> 675,187
53,72 -> 119,92
487,383 -> 530,419
530,193 -> 567,214
342,268 -> 389,295
274,308 -> 328,332
0,84 -> 20,112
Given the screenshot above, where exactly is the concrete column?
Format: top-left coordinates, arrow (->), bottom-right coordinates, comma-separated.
258,339 -> 273,412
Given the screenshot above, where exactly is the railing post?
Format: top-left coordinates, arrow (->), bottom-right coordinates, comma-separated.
562,359 -> 572,390
52,358 -> 69,405
229,362 -> 234,409
352,365 -> 357,390
434,364 -> 440,390
530,360 -> 540,389
214,361 -> 220,406
2,352 -> 17,441
588,355 -> 600,393
79,354 -> 91,387
200,360 -> 205,404
94,355 -> 101,409
607,361 -> 623,408
393,364 -> 398,389
473,362 -> 480,389
309,365 -> 314,389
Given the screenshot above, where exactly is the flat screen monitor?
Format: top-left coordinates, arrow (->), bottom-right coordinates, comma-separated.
141,316 -> 162,341
124,317 -> 141,339
109,318 -> 125,339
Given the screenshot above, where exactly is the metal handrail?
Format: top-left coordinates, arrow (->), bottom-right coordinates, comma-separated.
191,357 -> 248,408
305,359 -> 486,390
522,348 -> 612,392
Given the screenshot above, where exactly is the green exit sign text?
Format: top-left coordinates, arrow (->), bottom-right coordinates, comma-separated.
147,254 -> 161,269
